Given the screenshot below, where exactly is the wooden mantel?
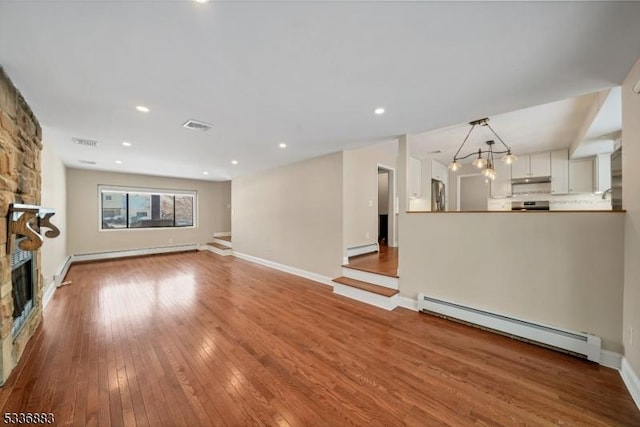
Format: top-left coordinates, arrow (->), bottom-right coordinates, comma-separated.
7,203 -> 60,253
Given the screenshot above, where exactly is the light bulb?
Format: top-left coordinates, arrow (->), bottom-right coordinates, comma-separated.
448,160 -> 461,171
472,157 -> 487,169
502,151 -> 518,165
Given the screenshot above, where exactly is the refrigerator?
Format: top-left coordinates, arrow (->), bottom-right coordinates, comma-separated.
431,179 -> 446,211
611,147 -> 622,211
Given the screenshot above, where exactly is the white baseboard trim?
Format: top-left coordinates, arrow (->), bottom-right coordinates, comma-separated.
397,296 -> 418,311
599,349 -> 622,370
346,243 -> 378,258
43,255 -> 73,310
621,357 -> 640,410
233,252 -> 334,287
213,231 -> 231,237
72,244 -> 198,263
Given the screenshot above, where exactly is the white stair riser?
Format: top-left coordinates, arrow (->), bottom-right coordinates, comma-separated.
341,267 -> 398,289
212,238 -> 232,248
333,284 -> 398,311
206,246 -> 233,256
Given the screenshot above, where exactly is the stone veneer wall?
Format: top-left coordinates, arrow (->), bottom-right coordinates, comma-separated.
0,67 -> 43,384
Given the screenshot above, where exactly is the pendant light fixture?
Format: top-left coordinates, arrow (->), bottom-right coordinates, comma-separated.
448,118 -> 517,179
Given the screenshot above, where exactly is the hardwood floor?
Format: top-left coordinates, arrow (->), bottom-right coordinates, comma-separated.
345,244 -> 398,277
1,251 -> 638,426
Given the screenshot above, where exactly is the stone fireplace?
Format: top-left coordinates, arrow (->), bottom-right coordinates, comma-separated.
0,67 -> 44,384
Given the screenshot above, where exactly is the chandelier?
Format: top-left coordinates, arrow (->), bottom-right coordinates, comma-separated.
448,118 -> 517,180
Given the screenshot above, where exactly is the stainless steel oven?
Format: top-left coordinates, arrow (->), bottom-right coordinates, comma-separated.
511,201 -> 550,211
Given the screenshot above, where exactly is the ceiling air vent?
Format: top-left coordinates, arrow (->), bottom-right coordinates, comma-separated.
79,160 -> 96,165
182,119 -> 214,131
73,137 -> 98,147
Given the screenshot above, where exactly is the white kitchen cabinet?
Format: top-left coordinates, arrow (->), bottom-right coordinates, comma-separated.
595,153 -> 611,194
490,159 -> 512,198
511,152 -> 551,179
409,157 -> 422,198
530,152 -> 551,177
569,158 -> 594,193
431,160 -> 448,182
551,149 -> 569,194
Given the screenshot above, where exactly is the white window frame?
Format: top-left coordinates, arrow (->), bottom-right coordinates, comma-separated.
98,185 -> 198,231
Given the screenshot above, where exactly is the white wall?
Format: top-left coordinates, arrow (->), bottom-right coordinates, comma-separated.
399,211 -> 625,352
66,168 -> 230,254
622,58 -> 640,375
40,141 -> 68,289
343,143 -> 396,251
232,152 -> 343,279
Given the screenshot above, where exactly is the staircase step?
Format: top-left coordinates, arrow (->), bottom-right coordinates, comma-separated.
212,237 -> 232,248
332,277 -> 399,297
341,264 -> 398,278
207,242 -> 231,251
340,266 -> 398,289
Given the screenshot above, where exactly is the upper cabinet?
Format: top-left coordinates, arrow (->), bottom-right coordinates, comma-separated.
551,149 -> 569,194
431,160 -> 448,182
569,158 -> 594,193
511,152 -> 551,179
490,160 -> 512,198
409,157 -> 422,199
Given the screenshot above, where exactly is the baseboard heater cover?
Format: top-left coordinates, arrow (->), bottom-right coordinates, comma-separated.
73,244 -> 198,262
346,242 -> 379,258
418,293 -> 601,363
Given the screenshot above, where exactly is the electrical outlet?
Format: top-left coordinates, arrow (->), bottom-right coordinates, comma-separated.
368,200 -> 373,207
365,232 -> 370,239
629,326 -> 633,346
169,238 -> 174,244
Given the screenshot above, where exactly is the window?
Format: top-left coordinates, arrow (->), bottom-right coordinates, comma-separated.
100,186 -> 196,230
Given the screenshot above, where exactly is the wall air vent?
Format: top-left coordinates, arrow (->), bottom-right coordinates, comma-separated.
73,138 -> 98,147
79,160 -> 96,165
182,119 -> 214,131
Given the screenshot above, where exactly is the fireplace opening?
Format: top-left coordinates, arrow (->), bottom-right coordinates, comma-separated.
11,238 -> 35,337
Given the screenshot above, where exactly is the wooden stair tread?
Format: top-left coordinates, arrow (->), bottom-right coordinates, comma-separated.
341,264 -> 399,278
215,236 -> 232,242
207,242 -> 232,250
332,277 -> 399,297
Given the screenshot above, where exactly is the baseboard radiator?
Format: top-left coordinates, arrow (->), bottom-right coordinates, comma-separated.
418,293 -> 601,363
346,242 -> 379,258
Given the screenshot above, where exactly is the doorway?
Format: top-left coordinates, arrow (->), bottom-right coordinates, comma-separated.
377,165 -> 396,247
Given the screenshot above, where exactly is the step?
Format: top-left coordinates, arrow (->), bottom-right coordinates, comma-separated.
341,266 -> 399,289
332,277 -> 399,311
205,242 -> 233,256
332,277 -> 399,297
211,236 -> 232,248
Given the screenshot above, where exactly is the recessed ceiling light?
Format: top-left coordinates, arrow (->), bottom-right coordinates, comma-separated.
203,171 -> 209,175
115,160 -> 123,164
122,141 -> 132,147
374,107 -> 385,115
279,142 -> 287,148
136,105 -> 150,113
194,0 -> 208,3
231,160 -> 238,165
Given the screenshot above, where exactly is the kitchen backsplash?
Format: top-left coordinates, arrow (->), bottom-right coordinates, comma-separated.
489,183 -> 612,211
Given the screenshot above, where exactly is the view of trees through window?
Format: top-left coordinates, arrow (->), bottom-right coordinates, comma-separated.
101,189 -> 195,229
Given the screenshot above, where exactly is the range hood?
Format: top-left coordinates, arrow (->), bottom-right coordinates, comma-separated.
511,176 -> 552,185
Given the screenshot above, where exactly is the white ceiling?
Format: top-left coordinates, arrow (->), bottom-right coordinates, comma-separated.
410,92 -> 600,164
1,1 -> 639,181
